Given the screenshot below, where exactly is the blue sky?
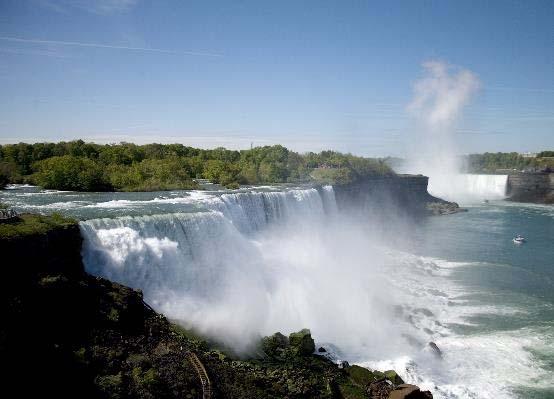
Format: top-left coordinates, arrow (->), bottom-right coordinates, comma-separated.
0,0 -> 552,156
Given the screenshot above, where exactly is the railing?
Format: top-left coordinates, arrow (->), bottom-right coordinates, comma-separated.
185,351 -> 212,399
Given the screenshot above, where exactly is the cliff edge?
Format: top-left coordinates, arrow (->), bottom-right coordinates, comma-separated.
507,172 -> 554,204
333,174 -> 462,217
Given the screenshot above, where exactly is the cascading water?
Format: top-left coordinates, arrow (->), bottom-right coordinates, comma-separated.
461,174 -> 508,199
79,187 -> 360,350
427,174 -> 508,203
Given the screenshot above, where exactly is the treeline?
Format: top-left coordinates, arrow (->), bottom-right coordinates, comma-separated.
466,152 -> 554,173
0,141 -> 393,191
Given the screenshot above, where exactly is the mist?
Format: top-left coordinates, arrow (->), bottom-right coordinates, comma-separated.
405,61 -> 480,202
80,188 -> 437,364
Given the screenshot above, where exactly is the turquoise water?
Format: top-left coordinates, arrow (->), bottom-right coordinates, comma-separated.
2,185 -> 553,398
397,201 -> 554,398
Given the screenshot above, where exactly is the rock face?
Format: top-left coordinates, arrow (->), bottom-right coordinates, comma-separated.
289,328 -> 316,356
333,174 -> 462,218
388,384 -> 433,399
507,172 -> 554,204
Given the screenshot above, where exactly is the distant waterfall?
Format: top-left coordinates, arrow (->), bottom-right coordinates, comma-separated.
428,174 -> 508,202
462,174 -> 508,199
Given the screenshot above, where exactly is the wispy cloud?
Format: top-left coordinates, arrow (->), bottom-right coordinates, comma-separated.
37,0 -> 139,15
0,47 -> 70,59
0,36 -> 223,57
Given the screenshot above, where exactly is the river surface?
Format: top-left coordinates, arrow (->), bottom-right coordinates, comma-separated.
1,183 -> 553,399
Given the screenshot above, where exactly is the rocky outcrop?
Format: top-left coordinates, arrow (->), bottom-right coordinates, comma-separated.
333,174 -> 462,217
388,384 -> 433,399
507,172 -> 554,204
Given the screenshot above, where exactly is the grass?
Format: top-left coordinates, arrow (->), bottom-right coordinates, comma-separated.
0,213 -> 77,239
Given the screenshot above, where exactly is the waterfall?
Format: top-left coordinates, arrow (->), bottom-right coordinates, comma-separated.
79,187 -> 343,349
428,174 -> 508,203
461,174 -> 508,199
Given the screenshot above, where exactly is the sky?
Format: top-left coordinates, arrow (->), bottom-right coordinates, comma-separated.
0,0 -> 552,157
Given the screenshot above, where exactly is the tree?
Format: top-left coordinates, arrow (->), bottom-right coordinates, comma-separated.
32,156 -> 111,191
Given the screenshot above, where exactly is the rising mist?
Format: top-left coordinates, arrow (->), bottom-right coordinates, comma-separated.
406,61 -> 480,202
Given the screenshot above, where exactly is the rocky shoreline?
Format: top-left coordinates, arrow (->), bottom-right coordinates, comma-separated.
0,215 -> 433,398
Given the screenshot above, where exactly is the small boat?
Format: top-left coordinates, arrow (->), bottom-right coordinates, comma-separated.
483,199 -> 489,204
513,235 -> 526,244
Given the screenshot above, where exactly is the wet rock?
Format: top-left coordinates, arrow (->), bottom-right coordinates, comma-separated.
338,360 -> 350,369
261,332 -> 289,357
426,201 -> 466,215
428,342 -> 442,358
384,369 -> 404,385
369,379 -> 394,399
317,346 -> 326,353
288,328 -> 315,356
347,364 -> 376,386
388,384 -> 433,399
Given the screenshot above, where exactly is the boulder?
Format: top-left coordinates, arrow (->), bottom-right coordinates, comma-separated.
428,342 -> 442,358
347,365 -> 378,386
388,384 -> 433,399
384,370 -> 404,385
288,329 -> 315,356
261,332 -> 289,357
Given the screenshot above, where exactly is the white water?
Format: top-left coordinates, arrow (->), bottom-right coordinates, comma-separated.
428,174 -> 508,203
76,186 -> 550,399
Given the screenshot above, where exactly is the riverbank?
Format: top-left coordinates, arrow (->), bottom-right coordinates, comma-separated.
0,214 -> 433,398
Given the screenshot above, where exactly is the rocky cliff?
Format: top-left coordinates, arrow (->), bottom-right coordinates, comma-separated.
1,215 -> 433,399
333,174 -> 462,217
507,172 -> 554,204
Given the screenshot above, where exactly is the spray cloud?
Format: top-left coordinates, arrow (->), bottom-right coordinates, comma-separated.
406,61 -> 480,201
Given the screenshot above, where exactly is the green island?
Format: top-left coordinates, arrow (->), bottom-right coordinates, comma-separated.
0,141 -> 393,191
0,214 -> 431,399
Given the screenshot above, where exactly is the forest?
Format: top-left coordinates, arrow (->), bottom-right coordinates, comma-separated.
0,141 -> 393,191
465,152 -> 554,173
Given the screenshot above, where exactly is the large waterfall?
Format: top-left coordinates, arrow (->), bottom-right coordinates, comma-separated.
80,187 -> 378,351
427,174 -> 508,203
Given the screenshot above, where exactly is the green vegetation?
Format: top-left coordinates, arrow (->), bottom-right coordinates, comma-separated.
0,213 -> 76,239
0,140 -> 393,191
466,152 -> 554,173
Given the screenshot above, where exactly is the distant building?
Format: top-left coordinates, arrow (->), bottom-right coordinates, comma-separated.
521,152 -> 537,158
